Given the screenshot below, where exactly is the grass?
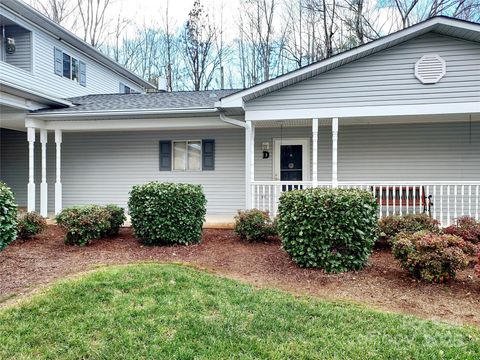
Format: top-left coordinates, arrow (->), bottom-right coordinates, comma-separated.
0,264 -> 479,359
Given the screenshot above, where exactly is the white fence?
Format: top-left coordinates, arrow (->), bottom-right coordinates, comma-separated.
251,181 -> 480,226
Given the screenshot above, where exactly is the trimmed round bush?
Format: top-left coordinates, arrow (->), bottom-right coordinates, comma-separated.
277,188 -> 378,272
378,214 -> 440,245
105,204 -> 126,236
128,182 -> 207,245
444,216 -> 480,244
234,209 -> 276,241
17,212 -> 47,240
392,230 -> 473,283
0,181 -> 18,251
56,205 -> 112,246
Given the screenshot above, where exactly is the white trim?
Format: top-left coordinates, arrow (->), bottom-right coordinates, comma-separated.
40,129 -> 48,217
25,117 -> 237,131
245,121 -> 253,209
245,102 -> 480,121
27,127 -> 35,212
28,107 -> 218,119
0,79 -> 73,107
218,17 -> 480,109
219,113 -> 246,128
331,118 -> 338,188
55,129 -> 62,215
273,138 -> 310,182
312,118 -> 318,187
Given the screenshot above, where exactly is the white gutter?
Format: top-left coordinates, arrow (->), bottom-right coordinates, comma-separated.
219,113 -> 246,128
28,107 -> 218,119
1,79 -> 73,107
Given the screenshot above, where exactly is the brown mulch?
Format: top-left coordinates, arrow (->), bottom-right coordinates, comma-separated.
1,226 -> 479,327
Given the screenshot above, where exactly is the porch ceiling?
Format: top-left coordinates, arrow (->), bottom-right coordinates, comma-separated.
251,114 -> 480,127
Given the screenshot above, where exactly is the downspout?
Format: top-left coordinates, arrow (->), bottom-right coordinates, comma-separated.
219,112 -> 246,128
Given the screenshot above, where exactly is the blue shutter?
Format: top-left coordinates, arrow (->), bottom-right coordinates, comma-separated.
159,141 -> 172,171
54,47 -> 62,76
119,82 -> 124,93
202,139 -> 215,170
79,61 -> 86,86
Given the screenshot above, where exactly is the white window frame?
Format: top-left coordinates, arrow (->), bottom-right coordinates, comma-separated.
58,48 -> 81,83
172,140 -> 203,172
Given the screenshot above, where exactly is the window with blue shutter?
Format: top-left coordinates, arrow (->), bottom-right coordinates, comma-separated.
202,139 -> 215,170
159,141 -> 172,171
54,47 -> 62,76
79,61 -> 86,86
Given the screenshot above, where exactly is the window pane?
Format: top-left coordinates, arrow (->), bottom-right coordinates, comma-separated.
72,58 -> 79,82
173,141 -> 186,170
188,141 -> 201,170
63,53 -> 71,78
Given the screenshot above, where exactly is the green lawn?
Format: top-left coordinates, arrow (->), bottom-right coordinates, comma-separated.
0,264 -> 478,359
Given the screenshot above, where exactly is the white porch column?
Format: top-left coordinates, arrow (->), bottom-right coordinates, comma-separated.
27,127 -> 36,212
40,129 -> 48,217
332,117 -> 339,188
312,118 -> 318,187
55,129 -> 63,215
245,121 -> 253,209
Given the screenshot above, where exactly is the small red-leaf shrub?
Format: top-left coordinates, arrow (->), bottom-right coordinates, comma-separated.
378,214 -> 440,246
234,209 -> 276,242
17,212 -> 47,240
444,216 -> 480,244
392,230 -> 473,283
56,204 -> 125,246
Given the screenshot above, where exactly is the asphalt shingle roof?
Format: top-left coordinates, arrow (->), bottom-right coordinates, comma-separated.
35,89 -> 239,113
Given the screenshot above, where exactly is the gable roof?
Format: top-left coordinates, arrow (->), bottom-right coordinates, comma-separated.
1,0 -> 154,90
31,90 -> 239,117
217,16 -> 480,109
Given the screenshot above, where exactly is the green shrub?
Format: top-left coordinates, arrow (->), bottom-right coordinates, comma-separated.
128,182 -> 207,245
234,209 -> 276,241
17,212 -> 47,240
56,205 -> 111,246
378,214 -> 440,245
0,182 -> 18,251
444,216 -> 480,244
105,204 -> 126,236
277,188 -> 378,272
392,230 -> 473,283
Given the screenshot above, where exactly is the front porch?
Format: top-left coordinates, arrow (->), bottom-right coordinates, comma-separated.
244,116 -> 480,226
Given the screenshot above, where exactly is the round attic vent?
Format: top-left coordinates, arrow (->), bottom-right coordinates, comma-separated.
414,54 -> 446,84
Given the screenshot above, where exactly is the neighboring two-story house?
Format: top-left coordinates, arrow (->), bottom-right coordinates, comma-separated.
1,0 -> 479,227
0,0 -> 153,131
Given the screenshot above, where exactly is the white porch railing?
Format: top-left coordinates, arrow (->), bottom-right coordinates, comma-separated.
251,181 -> 480,226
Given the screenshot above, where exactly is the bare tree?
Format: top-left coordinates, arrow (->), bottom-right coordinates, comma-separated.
182,0 -> 220,90
76,0 -> 112,47
30,0 -> 77,25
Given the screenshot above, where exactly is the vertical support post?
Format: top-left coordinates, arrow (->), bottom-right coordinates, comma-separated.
250,123 -> 255,207
331,117 -> 339,188
312,118 -> 318,187
27,127 -> 36,212
40,129 -> 48,217
245,121 -> 252,209
55,129 -> 63,215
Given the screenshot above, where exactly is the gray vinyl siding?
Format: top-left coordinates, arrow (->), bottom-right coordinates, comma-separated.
254,121 -> 479,182
1,121 -> 478,216
246,33 -> 480,111
4,25 -> 32,71
0,128 -> 245,215
0,7 -> 142,99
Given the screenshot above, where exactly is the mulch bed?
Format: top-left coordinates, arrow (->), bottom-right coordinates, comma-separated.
1,226 -> 479,327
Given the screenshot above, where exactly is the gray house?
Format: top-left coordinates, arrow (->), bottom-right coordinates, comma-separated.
1,1 -> 479,226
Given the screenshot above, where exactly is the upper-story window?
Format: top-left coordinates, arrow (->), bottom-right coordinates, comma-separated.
119,82 -> 132,93
54,47 -> 86,86
0,16 -> 33,72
